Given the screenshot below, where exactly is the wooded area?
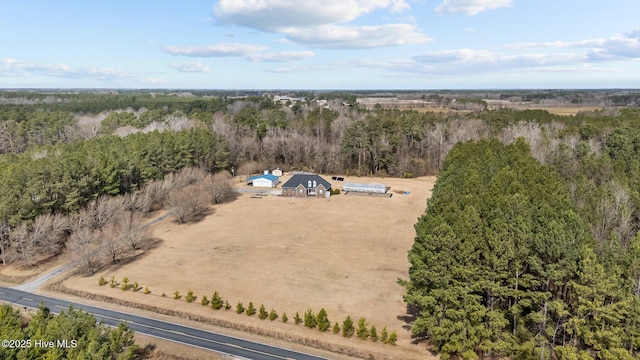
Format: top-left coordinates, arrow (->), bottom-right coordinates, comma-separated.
402,138 -> 640,359
0,304 -> 138,359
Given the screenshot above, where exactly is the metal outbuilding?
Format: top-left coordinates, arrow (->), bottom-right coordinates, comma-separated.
342,182 -> 387,194
247,174 -> 280,188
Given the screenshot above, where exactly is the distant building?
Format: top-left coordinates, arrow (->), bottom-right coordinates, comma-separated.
282,174 -> 331,198
272,168 -> 283,177
247,174 -> 280,188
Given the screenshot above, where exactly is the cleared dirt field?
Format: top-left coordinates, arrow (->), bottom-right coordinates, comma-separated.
64,175 -> 437,358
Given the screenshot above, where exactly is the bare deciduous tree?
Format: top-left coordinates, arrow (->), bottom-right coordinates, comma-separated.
167,185 -> 209,224
117,211 -> 149,250
80,195 -> 125,230
31,213 -> 70,257
101,226 -> 127,264
10,223 -> 32,266
67,227 -> 103,275
203,172 -> 236,204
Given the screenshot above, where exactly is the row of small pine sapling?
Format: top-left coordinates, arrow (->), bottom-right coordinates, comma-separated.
180,290 -> 398,345
98,279 -> 397,345
99,276 -> 151,294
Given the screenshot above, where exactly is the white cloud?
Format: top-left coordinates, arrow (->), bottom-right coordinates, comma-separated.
0,58 -> 137,80
169,61 -> 211,73
162,43 -> 268,57
413,49 -> 586,73
505,39 -> 606,50
214,0 -> 409,30
212,0 -> 427,49
504,28 -> 640,61
283,24 -> 430,49
247,51 -> 314,62
435,0 -> 513,15
163,43 -> 314,63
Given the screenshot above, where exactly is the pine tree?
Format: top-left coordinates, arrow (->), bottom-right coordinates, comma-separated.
269,309 -> 278,321
304,309 -> 317,329
380,326 -> 388,343
224,300 -> 231,310
211,292 -> 223,310
294,312 -> 302,325
357,317 -> 369,340
185,290 -> 196,303
333,322 -> 340,334
342,316 -> 355,338
121,277 -> 130,291
387,330 -> 397,345
201,296 -> 209,306
258,304 -> 268,320
282,312 -> 288,323
370,325 -> 378,341
236,302 -> 245,314
317,308 -> 330,332
246,302 -> 256,316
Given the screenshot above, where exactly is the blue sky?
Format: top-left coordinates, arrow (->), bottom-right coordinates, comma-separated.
1,0 -> 639,89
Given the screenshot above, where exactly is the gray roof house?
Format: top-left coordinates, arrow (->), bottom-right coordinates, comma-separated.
281,174 -> 331,198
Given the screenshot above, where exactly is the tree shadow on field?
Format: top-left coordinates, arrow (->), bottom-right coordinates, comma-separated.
105,237 -> 164,273
183,207 -> 214,224
398,303 -> 431,344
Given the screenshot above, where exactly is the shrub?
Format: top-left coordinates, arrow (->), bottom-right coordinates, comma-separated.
357,318 -> 369,340
224,300 -> 231,311
269,309 -> 278,321
294,312 -> 302,325
236,302 -> 245,314
333,322 -> 340,334
282,312 -> 288,323
143,287 -> 151,294
211,292 -> 223,310
342,316 -> 355,338
246,302 -> 256,316
161,292 -> 167,297
109,276 -> 117,288
380,326 -> 388,343
370,325 -> 378,341
185,290 -> 196,303
173,291 -> 182,300
258,305 -> 268,320
201,296 -> 210,306
304,309 -> 317,329
98,276 -> 107,286
330,188 -> 341,195
317,308 -> 330,332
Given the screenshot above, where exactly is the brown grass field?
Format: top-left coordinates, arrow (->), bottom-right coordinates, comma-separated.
60,174 -> 437,359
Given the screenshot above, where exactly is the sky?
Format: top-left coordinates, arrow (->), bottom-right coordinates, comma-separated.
1,0 -> 639,89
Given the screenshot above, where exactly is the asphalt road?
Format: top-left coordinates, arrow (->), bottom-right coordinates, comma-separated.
0,287 -> 328,360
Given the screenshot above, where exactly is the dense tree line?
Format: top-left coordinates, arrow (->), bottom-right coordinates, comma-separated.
0,128 -> 228,226
0,304 -> 138,359
401,139 -> 640,359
